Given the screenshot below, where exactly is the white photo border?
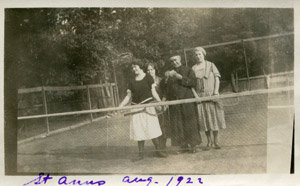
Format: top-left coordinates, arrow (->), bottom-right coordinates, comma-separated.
0,0 -> 299,186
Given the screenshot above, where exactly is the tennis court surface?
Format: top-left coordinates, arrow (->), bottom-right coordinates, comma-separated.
17,90 -> 294,174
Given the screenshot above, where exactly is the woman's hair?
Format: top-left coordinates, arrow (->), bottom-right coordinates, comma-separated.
131,59 -> 145,71
193,47 -> 206,56
146,62 -> 158,73
169,55 -> 181,61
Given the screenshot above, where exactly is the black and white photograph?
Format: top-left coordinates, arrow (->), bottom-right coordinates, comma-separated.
1,0 -> 299,186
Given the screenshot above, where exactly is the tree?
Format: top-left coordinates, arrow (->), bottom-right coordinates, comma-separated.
5,8 -> 293,88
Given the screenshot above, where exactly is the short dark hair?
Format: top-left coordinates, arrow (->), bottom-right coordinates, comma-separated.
131,59 -> 145,70
146,62 -> 158,72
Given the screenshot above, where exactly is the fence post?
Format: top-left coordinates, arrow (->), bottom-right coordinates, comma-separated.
105,82 -> 111,107
264,70 -> 270,89
112,65 -> 120,105
109,83 -> 116,107
241,39 -> 251,91
269,55 -> 275,88
104,82 -> 111,97
42,86 -> 50,134
266,75 -> 270,89
113,84 -> 119,106
183,48 -> 188,67
99,80 -> 107,108
235,71 -> 239,87
230,73 -> 238,93
86,85 -> 93,123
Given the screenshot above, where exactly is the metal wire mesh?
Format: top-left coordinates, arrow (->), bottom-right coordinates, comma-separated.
18,86 -> 293,147
17,84 -> 118,141
17,87 -> 294,174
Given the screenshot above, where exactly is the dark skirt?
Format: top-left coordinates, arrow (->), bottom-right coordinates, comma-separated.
169,103 -> 202,146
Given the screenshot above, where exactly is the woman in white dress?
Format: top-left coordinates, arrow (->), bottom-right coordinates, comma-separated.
119,60 -> 167,161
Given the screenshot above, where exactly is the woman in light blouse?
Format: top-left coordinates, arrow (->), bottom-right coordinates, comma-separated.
147,63 -> 170,152
192,47 -> 226,150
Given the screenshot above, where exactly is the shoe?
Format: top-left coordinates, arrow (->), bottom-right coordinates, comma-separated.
171,150 -> 181,155
132,155 -> 144,162
156,151 -> 168,158
179,145 -> 190,153
204,144 -> 212,151
132,153 -> 144,162
214,143 -> 221,149
172,149 -> 188,155
179,149 -> 190,153
189,148 -> 197,153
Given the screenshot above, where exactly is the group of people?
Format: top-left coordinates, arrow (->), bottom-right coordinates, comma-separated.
119,47 -> 226,162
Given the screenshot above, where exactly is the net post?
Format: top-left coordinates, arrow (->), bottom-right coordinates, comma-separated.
86,85 -> 93,123
42,86 -> 50,134
241,39 -> 251,91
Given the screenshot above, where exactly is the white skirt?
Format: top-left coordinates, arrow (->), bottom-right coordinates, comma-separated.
130,107 -> 162,141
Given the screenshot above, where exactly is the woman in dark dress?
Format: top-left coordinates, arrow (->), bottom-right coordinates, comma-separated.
161,55 -> 202,153
119,61 -> 167,161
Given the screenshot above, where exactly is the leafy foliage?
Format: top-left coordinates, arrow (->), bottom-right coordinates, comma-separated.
5,8 -> 293,88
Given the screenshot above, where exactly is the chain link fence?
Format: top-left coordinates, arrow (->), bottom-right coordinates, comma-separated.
18,83 -> 118,140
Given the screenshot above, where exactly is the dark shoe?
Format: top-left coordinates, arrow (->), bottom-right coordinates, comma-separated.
156,151 -> 168,158
189,148 -> 197,153
170,150 -> 181,155
172,149 -> 188,155
179,145 -> 190,153
204,144 -> 212,151
179,149 -> 189,153
132,155 -> 144,162
214,143 -> 221,149
132,153 -> 144,162
175,151 -> 182,155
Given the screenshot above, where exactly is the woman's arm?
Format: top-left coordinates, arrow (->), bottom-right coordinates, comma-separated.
119,89 -> 132,107
214,76 -> 220,95
211,63 -> 221,95
151,84 -> 163,111
151,84 -> 162,102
